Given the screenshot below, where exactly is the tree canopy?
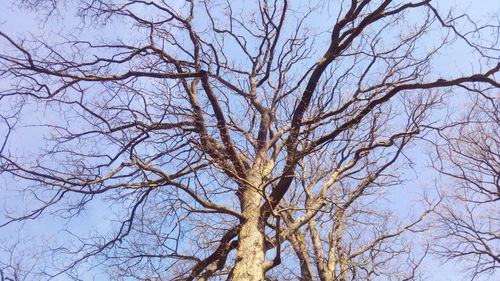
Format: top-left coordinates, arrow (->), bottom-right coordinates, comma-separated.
0,0 -> 498,280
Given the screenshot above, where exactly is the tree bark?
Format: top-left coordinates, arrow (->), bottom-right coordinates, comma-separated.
233,172 -> 266,280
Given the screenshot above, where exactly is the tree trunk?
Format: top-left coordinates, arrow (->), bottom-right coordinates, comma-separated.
233,173 -> 266,280
289,232 -> 314,281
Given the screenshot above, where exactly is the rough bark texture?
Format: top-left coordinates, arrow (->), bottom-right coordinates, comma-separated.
233,172 -> 266,280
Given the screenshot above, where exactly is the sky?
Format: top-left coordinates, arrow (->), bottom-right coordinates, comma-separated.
0,0 -> 499,280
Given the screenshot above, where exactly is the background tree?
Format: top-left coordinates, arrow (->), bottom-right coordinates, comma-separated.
430,90 -> 499,280
0,0 -> 498,280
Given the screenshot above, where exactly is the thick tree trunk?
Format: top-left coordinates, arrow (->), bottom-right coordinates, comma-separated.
233,172 -> 266,280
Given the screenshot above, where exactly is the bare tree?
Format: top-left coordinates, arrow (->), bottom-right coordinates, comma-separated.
430,91 -> 499,280
0,0 -> 498,280
0,237 -> 45,281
